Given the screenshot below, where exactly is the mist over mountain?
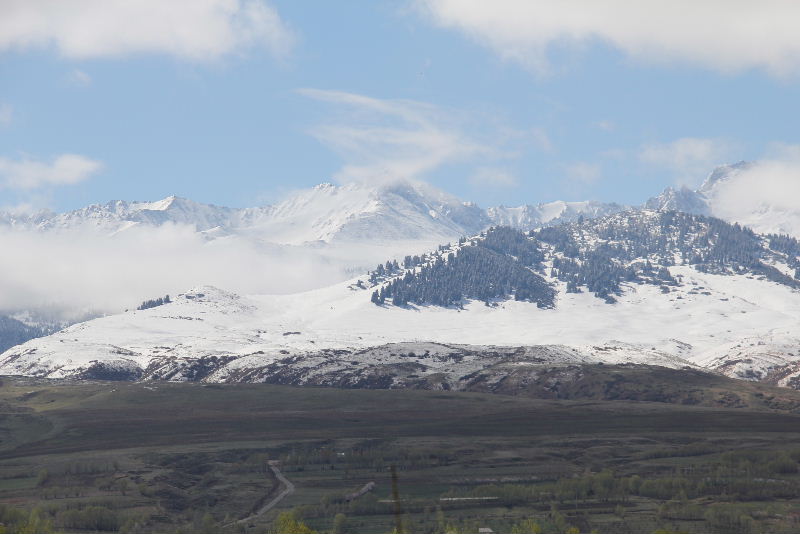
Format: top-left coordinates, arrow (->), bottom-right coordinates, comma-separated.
3,208 -> 799,391
1,161 -> 799,355
647,160 -> 800,236
0,179 -> 622,330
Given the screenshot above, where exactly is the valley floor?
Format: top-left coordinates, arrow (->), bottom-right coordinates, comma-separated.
2,377 -> 800,533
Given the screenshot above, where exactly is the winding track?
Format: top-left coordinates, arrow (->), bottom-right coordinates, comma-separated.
235,461 -> 295,525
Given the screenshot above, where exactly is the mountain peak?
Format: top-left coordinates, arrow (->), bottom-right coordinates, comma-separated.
131,195 -> 180,212
179,285 -> 239,301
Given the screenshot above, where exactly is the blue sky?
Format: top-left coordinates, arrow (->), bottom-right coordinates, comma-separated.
1,0 -> 799,213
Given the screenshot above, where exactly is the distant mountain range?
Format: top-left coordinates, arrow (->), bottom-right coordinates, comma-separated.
0,182 -> 625,245
3,160 -> 796,246
1,160 -> 799,381
3,209 -> 799,391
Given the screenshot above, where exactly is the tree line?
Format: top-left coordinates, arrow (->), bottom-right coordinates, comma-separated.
136,294 -> 171,311
369,227 -> 554,308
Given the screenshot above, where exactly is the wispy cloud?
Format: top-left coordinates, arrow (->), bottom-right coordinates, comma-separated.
639,137 -> 735,186
592,120 -> 615,132
0,103 -> 12,126
565,162 -> 601,185
0,0 -> 294,61
531,127 -> 554,152
298,88 -> 505,185
66,69 -> 92,87
0,153 -> 103,190
417,0 -> 800,76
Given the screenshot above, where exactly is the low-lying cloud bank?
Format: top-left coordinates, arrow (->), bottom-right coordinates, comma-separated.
0,220 -> 442,322
3,152 -> 799,322
0,223 -> 346,320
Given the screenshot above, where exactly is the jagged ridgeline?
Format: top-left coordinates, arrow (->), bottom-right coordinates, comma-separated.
370,226 -> 556,308
369,210 -> 800,309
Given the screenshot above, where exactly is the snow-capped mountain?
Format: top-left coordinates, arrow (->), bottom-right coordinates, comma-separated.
645,161 -> 751,216
0,180 -> 623,245
0,196 -> 238,235
237,181 -> 490,244
0,179 -> 621,345
0,181 -> 488,244
647,161 -> 800,237
3,160 -> 793,248
644,185 -> 711,216
1,161 -> 797,362
3,211 -> 798,388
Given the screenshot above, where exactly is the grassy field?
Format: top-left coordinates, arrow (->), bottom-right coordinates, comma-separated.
2,371 -> 800,533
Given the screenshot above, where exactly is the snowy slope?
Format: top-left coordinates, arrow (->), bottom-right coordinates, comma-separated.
236,181 -> 489,245
3,210 -> 800,386
2,162 -> 798,365
0,180 -> 618,334
2,258 -> 798,386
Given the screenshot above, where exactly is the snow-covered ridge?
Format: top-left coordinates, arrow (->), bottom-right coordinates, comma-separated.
2,161 -> 799,365
2,160 -> 797,247
2,214 -> 799,388
0,279 -> 703,384
0,180 -> 622,246
3,209 -> 800,387
487,200 -> 625,230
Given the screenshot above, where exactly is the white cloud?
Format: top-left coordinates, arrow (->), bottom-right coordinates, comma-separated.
0,103 -> 12,126
0,0 -> 293,61
640,138 -> 735,185
0,218 -> 444,320
66,69 -> 92,87
0,153 -> 103,190
470,167 -> 518,188
417,0 -> 800,76
298,88 -> 500,185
